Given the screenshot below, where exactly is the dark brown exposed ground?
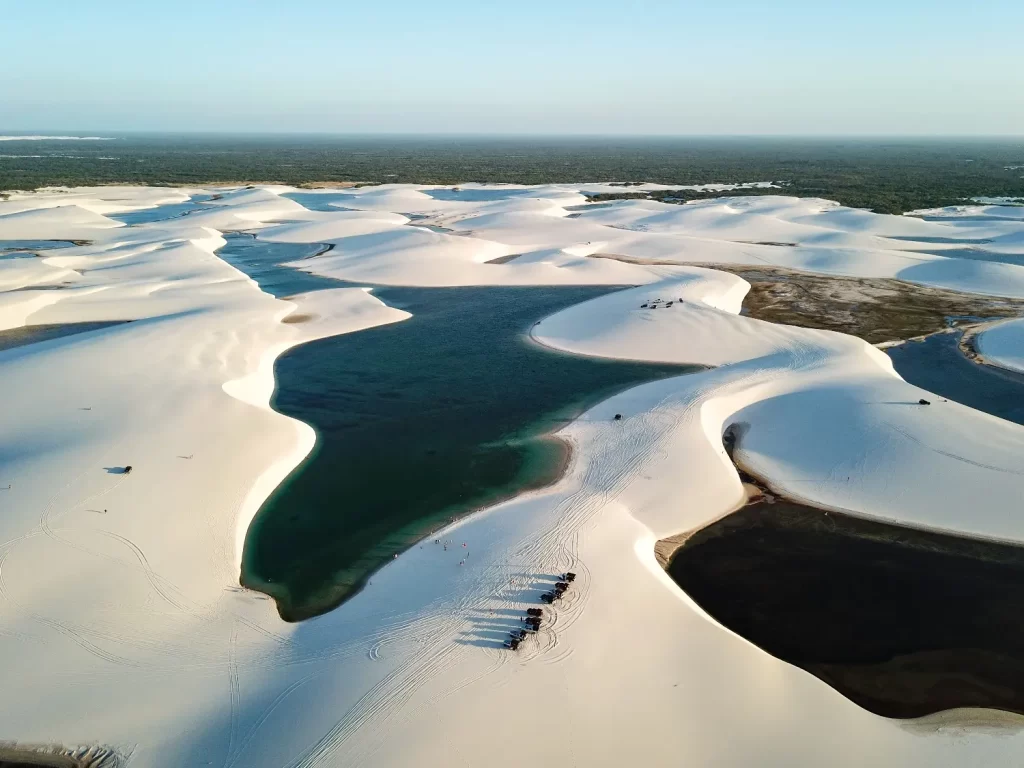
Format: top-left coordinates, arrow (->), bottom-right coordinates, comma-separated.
713,264 -> 1024,343
0,749 -> 83,768
590,253 -> 1024,343
0,746 -> 119,768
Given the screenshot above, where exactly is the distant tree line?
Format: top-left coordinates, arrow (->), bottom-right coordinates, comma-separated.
1,136 -> 1022,215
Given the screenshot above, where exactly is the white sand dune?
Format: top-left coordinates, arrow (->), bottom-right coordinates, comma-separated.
896,258 -> 1024,297
976,318 -> 1024,374
257,211 -> 411,243
279,192 -> 1024,295
3,184 -> 1024,766
0,205 -> 124,240
2,186 -> 190,216
322,185 -> 454,213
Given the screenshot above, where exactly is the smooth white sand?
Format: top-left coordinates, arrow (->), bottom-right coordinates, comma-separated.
2,185 -> 1024,766
976,318 -> 1024,374
278,190 -> 1024,297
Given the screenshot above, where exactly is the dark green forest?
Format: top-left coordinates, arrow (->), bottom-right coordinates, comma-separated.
2,135 -> 1022,214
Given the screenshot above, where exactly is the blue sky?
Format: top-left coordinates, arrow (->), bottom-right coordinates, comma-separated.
2,0 -> 1022,135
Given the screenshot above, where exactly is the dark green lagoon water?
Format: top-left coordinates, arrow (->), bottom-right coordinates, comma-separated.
89,201 -> 696,622
242,285 -> 695,621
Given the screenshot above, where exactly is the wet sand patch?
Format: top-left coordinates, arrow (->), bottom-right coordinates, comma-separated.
281,313 -> 315,324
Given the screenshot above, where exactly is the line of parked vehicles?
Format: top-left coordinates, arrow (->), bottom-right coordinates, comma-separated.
505,572 -> 576,650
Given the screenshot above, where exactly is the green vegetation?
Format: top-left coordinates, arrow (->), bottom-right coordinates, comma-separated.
1,135 -> 1022,214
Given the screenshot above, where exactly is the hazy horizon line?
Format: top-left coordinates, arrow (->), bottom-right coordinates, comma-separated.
2,130 -> 1023,141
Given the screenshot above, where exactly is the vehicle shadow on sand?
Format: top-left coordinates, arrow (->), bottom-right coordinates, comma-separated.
454,573 -> 563,648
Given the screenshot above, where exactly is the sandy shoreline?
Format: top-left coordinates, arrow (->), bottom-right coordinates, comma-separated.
242,431 -> 575,620
959,321 -> 1024,375
241,303 -> 693,620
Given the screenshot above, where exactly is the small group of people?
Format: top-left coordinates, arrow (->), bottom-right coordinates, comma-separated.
640,297 -> 684,310
431,537 -> 470,565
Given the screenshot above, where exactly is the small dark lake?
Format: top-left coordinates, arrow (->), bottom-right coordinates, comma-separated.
564,202 -> 624,212
423,187 -> 538,202
889,235 -> 1024,266
924,248 -> 1023,266
243,285 -> 694,620
0,239 -> 75,256
668,496 -> 1024,718
281,191 -> 358,212
886,330 -> 1024,425
108,194 -> 215,225
920,214 -> 1024,223
0,322 -> 126,353
889,235 -> 993,245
